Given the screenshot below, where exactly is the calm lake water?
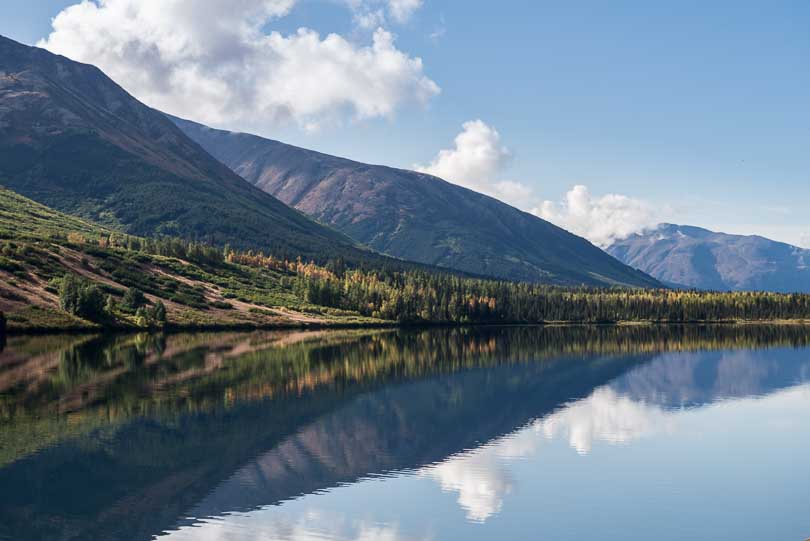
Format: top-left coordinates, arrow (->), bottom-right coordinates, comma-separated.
1,326 -> 809,540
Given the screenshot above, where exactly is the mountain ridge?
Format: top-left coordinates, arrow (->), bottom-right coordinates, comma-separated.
0,34 -> 389,266
171,115 -> 660,288
608,223 -> 810,292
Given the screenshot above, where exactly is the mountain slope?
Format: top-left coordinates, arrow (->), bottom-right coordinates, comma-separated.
608,224 -> 810,292
0,35 -> 379,264
0,186 -> 381,330
171,116 -> 659,287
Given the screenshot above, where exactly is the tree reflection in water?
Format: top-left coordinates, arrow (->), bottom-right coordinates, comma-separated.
1,324 -> 809,540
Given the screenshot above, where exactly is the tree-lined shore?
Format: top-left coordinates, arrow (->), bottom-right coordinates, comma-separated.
4,187 -> 810,333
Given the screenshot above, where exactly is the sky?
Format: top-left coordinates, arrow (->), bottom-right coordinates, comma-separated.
2,0 -> 809,247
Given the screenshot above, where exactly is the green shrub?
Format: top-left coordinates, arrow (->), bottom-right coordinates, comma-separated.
152,300 -> 167,323
121,287 -> 147,312
135,300 -> 167,327
0,257 -> 22,272
58,274 -> 107,323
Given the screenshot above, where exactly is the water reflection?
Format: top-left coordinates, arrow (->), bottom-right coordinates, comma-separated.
1,326 -> 809,540
538,347 -> 810,455
418,380 -> 810,531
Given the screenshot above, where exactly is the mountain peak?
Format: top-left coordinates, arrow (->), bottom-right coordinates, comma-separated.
0,36 -> 386,265
609,225 -> 810,292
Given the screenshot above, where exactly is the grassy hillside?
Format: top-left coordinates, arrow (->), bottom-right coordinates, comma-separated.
0,187 -> 381,331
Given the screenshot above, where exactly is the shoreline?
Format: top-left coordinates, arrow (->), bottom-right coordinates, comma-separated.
5,318 -> 810,337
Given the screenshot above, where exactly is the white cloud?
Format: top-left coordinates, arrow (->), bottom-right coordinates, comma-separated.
533,185 -> 662,248
388,0 -> 423,23
420,384 -> 674,521
39,0 -> 439,132
353,8 -> 387,29
419,421 -> 545,523
347,0 -> 423,28
422,448 -> 514,523
415,120 -> 533,207
417,126 -> 668,242
539,387 -> 673,455
157,510 -> 427,541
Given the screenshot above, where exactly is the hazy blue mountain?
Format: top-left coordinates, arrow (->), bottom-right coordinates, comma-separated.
608,223 -> 810,292
0,35 -> 389,265
171,116 -> 660,288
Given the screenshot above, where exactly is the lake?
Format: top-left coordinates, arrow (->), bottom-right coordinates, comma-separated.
0,326 -> 809,540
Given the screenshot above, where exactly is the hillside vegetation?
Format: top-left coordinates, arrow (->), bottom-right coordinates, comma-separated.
4,188 -> 810,332
0,187 -> 381,331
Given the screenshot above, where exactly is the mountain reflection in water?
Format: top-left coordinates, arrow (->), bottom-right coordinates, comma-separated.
1,325 -> 809,541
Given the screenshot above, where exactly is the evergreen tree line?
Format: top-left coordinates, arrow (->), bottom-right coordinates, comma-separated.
67,232 -> 225,266
289,269 -> 810,323
64,230 -> 810,324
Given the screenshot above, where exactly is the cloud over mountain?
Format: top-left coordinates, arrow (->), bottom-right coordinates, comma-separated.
415,120 -> 532,207
39,0 -> 439,132
534,185 -> 661,248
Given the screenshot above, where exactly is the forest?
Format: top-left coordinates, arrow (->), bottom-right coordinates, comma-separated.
73,235 -> 810,325
4,185 -> 810,329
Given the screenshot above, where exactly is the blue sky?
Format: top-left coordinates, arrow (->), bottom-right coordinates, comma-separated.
2,1 -> 809,245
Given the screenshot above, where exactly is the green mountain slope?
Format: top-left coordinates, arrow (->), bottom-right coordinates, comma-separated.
171,116 -> 660,288
0,35 -> 381,264
0,187 -> 378,331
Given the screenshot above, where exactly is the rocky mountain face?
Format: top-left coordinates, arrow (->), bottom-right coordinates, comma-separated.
0,35 -> 377,263
608,224 -> 810,292
172,116 -> 660,288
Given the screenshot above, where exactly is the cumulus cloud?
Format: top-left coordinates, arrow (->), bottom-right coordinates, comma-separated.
420,422 -> 548,523
420,384 -> 674,520
539,387 -> 673,455
422,447 -> 514,523
417,125 -> 666,242
415,120 -> 533,207
39,0 -> 439,132
533,185 -> 662,248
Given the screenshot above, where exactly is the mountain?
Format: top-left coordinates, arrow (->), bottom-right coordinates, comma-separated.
0,35 -> 383,264
170,117 -> 659,287
608,224 -> 810,292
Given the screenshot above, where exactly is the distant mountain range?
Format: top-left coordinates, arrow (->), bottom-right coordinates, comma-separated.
609,224 -> 810,292
171,116 -> 659,287
0,35 -> 385,266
